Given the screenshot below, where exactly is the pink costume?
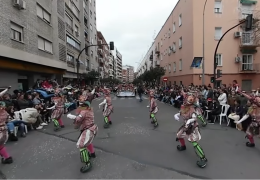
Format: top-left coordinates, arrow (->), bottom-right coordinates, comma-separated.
67,96 -> 98,173
48,88 -> 64,130
0,88 -> 13,164
235,92 -> 260,147
149,90 -> 159,128
99,89 -> 113,128
174,91 -> 207,168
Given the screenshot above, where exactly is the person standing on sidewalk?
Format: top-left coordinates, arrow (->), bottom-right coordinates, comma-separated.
137,85 -> 144,102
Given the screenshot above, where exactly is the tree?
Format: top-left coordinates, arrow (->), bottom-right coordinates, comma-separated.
83,70 -> 99,85
134,66 -> 165,85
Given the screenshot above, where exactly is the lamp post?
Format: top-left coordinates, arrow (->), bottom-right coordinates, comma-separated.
202,0 -> 208,86
76,42 -> 114,87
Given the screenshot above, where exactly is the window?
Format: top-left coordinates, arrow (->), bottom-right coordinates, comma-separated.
173,42 -> 176,52
179,59 -> 182,70
65,14 -> 73,27
214,0 -> 222,13
160,39 -> 162,46
179,14 -> 182,26
66,35 -> 80,50
173,22 -> 176,33
242,54 -> 253,70
72,5 -> 79,17
215,54 -> 222,66
215,27 -> 222,40
173,62 -> 176,72
10,22 -> 23,42
66,54 -> 74,62
36,4 -> 51,23
179,37 -> 182,48
38,36 -> 53,53
90,24 -> 93,31
75,25 -> 79,36
91,38 -> 94,44
91,50 -> 93,56
168,64 -> 171,72
90,10 -> 92,18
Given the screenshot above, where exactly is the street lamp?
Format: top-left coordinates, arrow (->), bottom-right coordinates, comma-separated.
202,0 -> 208,86
76,41 -> 114,86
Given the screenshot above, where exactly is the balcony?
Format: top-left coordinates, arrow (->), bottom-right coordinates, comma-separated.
240,32 -> 260,51
239,63 -> 260,73
67,61 -> 75,68
109,59 -> 113,66
65,23 -> 73,34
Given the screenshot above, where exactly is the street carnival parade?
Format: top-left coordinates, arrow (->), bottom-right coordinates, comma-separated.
1,0 -> 260,179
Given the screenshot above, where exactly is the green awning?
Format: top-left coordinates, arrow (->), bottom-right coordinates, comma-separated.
240,0 -> 257,5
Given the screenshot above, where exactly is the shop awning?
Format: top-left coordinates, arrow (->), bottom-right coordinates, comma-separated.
0,58 -> 65,74
240,0 -> 257,5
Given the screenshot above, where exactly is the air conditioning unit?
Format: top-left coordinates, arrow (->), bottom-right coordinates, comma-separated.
20,0 -> 26,9
235,57 -> 241,63
13,0 -> 20,7
234,32 -> 242,38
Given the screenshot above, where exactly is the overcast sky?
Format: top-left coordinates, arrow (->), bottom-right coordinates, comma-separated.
96,0 -> 178,72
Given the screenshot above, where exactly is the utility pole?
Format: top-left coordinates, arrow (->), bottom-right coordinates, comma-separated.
202,0 -> 208,85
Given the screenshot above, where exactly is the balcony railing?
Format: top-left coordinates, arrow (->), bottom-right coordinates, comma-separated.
239,63 -> 260,73
240,32 -> 259,47
67,61 -> 75,68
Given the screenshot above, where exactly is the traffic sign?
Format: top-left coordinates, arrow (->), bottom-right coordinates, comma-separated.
163,77 -> 168,82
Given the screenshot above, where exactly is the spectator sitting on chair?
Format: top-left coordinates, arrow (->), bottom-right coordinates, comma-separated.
228,99 -> 243,129
208,98 -> 222,124
6,106 -> 26,138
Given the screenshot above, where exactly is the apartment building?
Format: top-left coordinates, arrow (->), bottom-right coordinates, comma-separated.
112,48 -> 123,81
137,42 -> 158,76
108,51 -> 115,78
122,69 -> 127,83
97,31 -> 110,78
123,65 -> 134,83
137,0 -> 260,90
0,0 -> 98,90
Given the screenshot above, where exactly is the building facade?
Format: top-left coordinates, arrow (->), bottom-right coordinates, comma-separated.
136,42 -> 157,76
123,65 -> 134,83
97,31 -> 110,79
137,0 -> 260,90
112,48 -> 122,81
0,0 -> 98,90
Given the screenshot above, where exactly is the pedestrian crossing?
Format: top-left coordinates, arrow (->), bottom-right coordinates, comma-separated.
93,96 -> 149,101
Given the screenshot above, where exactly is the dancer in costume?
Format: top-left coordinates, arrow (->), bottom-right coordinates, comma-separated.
174,91 -> 207,168
149,90 -> 159,128
0,101 -> 13,164
235,92 -> 260,147
85,88 -> 95,104
99,88 -> 113,128
67,96 -> 98,173
47,88 -> 65,131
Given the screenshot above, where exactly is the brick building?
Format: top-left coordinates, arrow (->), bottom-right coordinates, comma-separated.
0,0 -> 97,90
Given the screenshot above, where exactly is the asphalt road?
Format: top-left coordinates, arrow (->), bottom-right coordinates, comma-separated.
1,95 -> 260,179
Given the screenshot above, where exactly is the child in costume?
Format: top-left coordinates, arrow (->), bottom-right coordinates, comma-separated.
235,92 -> 260,147
67,95 -> 98,173
149,90 -> 159,128
47,88 -> 65,131
174,91 -> 207,168
99,88 -> 113,128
